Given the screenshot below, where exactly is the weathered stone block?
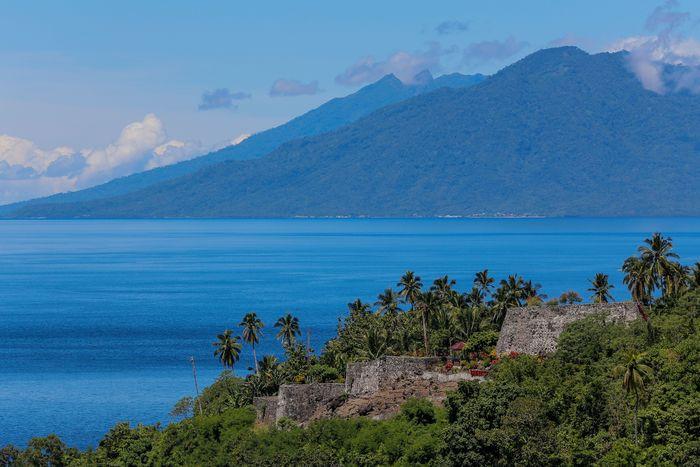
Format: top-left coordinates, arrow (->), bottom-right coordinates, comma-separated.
496,302 -> 638,355
253,396 -> 278,424
276,383 -> 345,422
345,356 -> 440,396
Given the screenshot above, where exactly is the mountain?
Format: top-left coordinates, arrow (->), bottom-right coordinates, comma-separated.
7,46 -> 700,218
0,72 -> 484,214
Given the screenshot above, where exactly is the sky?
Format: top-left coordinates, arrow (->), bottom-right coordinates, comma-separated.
2,0 -> 700,203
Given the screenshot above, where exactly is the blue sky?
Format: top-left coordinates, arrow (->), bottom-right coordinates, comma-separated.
1,0 -> 699,203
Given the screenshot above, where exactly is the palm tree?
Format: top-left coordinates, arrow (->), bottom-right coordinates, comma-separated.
638,233 -> 681,297
213,330 -> 242,370
588,273 -> 615,303
347,299 -> 371,318
474,269 -> 495,298
522,280 -> 546,304
431,275 -> 456,303
258,355 -> 278,374
615,352 -> 653,444
691,262 -> 700,289
239,312 -> 264,373
397,271 -> 423,308
499,274 -> 526,306
375,288 -> 402,316
464,286 -> 484,307
274,313 -> 300,348
415,291 -> 438,355
623,256 -> 652,305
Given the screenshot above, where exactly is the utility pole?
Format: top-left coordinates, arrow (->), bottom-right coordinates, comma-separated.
190,356 -> 203,416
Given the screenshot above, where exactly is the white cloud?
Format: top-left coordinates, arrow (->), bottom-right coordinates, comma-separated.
335,42 -> 450,86
607,1 -> 700,94
0,114 -> 207,204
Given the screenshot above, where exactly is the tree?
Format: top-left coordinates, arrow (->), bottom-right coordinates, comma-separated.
588,273 -> 614,303
691,262 -> 700,289
623,256 -> 652,305
375,288 -> 402,316
213,330 -> 242,370
431,275 -> 457,303
239,312 -> 264,373
522,280 -> 546,304
274,313 -> 300,348
397,271 -> 423,308
415,291 -> 438,355
558,290 -> 583,305
474,269 -> 495,299
615,352 -> 653,444
347,299 -> 371,318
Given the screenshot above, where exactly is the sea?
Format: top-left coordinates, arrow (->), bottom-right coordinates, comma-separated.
1,218 -> 700,448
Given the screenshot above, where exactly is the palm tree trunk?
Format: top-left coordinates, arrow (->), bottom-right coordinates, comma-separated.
634,393 -> 639,444
253,344 -> 258,374
421,310 -> 429,355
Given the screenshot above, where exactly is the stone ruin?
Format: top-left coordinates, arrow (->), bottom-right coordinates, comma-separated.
253,303 -> 639,425
254,356 -> 481,425
496,302 -> 638,355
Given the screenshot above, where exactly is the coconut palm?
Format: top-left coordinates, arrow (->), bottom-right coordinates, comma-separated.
258,355 -> 279,374
499,274 -> 526,306
615,352 -> 653,444
431,275 -> 457,303
415,291 -> 438,355
522,280 -> 546,304
274,313 -> 300,348
623,256 -> 652,305
691,262 -> 700,289
474,269 -> 495,298
464,286 -> 485,307
638,233 -> 681,297
397,271 -> 423,308
347,298 -> 371,318
375,288 -> 402,316
239,312 -> 264,373
588,273 -> 615,303
213,330 -> 242,370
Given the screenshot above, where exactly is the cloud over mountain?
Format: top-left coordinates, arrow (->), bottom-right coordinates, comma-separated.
608,0 -> 700,94
0,114 -> 204,204
269,79 -> 320,97
463,36 -> 529,63
335,42 -> 452,86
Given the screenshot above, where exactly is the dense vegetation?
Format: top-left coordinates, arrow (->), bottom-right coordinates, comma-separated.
13,46 -> 700,218
3,234 -> 699,465
0,72 -> 482,216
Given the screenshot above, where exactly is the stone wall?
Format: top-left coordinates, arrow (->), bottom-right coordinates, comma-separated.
345,356 -> 440,396
275,383 -> 345,422
496,302 -> 638,355
252,396 -> 278,425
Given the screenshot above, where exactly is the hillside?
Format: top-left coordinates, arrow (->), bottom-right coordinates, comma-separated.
0,72 -> 483,215
8,46 -> 700,218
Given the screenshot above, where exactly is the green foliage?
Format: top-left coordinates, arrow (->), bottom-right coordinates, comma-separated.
400,398 -> 437,425
465,330 -> 499,354
306,364 -> 341,383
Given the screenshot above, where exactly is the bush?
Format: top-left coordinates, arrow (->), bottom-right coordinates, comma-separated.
401,398 -> 436,425
307,364 -> 341,383
466,330 -> 499,354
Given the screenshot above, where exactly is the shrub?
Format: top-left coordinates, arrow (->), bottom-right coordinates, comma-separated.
401,398 -> 436,425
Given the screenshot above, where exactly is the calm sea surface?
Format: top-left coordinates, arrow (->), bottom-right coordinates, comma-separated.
2,218 -> 700,447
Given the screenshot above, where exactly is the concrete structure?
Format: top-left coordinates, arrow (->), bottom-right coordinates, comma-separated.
496,302 -> 638,355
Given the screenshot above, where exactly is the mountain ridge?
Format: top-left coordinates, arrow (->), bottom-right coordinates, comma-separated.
7,46 -> 700,218
0,71 -> 484,214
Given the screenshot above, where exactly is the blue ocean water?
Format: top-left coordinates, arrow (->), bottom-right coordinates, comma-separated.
1,218 -> 700,448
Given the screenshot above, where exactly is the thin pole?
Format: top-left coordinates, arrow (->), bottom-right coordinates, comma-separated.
190,356 -> 203,416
